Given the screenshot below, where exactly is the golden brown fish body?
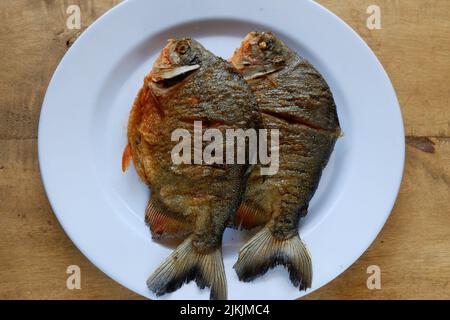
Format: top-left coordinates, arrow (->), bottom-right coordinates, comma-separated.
125,38 -> 259,299
230,32 -> 341,290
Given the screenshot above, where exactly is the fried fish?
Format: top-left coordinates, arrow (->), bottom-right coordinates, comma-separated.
123,38 -> 259,299
230,32 -> 341,290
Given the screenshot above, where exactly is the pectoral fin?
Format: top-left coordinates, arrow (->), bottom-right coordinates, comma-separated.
231,201 -> 271,230
121,143 -> 132,172
145,198 -> 191,240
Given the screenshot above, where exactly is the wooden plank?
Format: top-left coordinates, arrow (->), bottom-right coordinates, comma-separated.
0,136 -> 139,300
1,0 -> 448,139
0,0 -> 449,299
2,138 -> 449,299
0,0 -> 138,300
0,0 -> 120,140
318,0 -> 450,137
305,138 -> 450,299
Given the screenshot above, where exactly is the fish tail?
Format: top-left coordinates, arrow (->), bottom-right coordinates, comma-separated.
233,226 -> 312,290
147,237 -> 227,300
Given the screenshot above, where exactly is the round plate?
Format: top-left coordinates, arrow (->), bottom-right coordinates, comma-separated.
38,0 -> 404,300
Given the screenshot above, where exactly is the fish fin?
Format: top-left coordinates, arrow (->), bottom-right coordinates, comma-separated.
145,199 -> 191,240
232,202 -> 271,230
234,226 -> 312,290
147,237 -> 227,300
122,143 -> 132,172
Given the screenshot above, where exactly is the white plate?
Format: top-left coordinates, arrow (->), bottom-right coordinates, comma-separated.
38,0 -> 404,300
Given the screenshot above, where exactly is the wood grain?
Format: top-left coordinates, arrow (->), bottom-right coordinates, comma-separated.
319,0 -> 450,137
0,0 -> 449,299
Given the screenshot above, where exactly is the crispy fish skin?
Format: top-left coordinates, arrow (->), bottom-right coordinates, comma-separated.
125,38 -> 258,299
230,32 -> 341,290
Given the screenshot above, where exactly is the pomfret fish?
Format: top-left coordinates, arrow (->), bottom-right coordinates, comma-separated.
124,38 -> 259,299
230,32 -> 341,290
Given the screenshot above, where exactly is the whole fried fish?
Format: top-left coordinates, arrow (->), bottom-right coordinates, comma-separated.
123,38 -> 258,299
230,32 -> 341,290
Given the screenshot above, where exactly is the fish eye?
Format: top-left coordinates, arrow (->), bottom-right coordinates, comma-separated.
258,41 -> 268,50
176,42 -> 190,54
258,39 -> 274,50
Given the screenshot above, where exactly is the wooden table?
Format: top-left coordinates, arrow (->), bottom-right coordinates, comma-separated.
1,0 -> 449,299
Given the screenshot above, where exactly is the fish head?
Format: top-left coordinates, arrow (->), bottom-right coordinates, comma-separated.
150,38 -> 204,83
231,32 -> 290,80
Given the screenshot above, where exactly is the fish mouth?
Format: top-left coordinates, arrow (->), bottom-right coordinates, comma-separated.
151,64 -> 201,82
150,64 -> 201,88
242,64 -> 284,80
